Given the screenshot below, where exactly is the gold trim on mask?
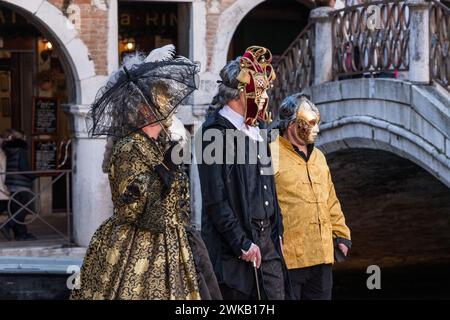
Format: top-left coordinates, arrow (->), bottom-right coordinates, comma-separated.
150,82 -> 172,115
235,46 -> 276,126
295,101 -> 320,144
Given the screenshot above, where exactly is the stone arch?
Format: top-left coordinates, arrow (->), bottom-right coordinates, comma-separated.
2,0 -> 96,104
209,0 -> 266,75
307,79 -> 450,188
1,0 -> 111,247
317,119 -> 450,188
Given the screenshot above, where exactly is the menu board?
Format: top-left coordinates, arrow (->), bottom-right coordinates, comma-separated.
32,97 -> 58,134
33,140 -> 58,171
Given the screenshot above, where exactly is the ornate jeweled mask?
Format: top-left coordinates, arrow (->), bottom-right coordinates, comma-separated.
235,46 -> 276,126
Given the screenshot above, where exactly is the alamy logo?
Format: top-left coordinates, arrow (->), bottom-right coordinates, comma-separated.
66,4 -> 81,31
168,128 -> 280,176
366,5 -> 382,31
366,265 -> 381,290
66,265 -> 81,290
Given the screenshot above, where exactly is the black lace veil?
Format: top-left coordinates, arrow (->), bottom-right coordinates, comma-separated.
86,55 -> 200,139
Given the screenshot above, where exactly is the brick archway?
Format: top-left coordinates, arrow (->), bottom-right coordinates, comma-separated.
1,0 -> 113,247
2,0 -> 96,104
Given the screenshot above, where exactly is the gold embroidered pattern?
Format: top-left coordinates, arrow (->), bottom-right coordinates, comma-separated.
70,132 -> 200,300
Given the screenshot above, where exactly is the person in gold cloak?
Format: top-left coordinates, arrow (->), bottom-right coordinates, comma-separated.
70,45 -> 219,300
270,93 -> 351,300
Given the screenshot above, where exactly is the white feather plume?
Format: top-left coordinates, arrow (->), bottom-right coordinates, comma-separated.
105,45 -> 176,87
169,115 -> 188,146
145,44 -> 176,63
122,52 -> 146,69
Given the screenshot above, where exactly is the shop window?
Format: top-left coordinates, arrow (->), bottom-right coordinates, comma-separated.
118,1 -> 191,62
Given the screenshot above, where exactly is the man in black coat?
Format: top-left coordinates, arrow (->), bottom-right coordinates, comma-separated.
1,129 -> 36,241
197,47 -> 290,300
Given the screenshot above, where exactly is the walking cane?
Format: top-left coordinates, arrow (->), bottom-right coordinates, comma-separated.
253,259 -> 262,300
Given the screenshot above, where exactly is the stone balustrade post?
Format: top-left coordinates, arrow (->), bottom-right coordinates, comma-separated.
408,0 -> 430,84
310,6 -> 334,85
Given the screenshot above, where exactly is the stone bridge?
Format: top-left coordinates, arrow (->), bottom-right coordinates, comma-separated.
306,78 -> 450,188
272,0 -> 450,270
272,0 -> 450,188
308,79 -> 450,271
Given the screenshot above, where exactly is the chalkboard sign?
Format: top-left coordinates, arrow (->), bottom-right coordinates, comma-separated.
32,97 -> 58,135
33,140 -> 58,171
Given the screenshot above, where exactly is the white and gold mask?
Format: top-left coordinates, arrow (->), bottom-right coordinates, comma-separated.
294,100 -> 320,144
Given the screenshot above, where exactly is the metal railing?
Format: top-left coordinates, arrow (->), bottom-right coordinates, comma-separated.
331,0 -> 410,79
0,139 -> 73,245
271,0 -> 449,106
0,170 -> 72,245
429,0 -> 450,91
271,23 -> 314,114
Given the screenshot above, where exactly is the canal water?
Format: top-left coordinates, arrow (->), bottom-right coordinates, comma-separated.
333,264 -> 450,300
1,264 -> 449,300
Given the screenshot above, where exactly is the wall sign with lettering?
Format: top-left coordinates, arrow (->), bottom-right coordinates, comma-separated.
32,97 -> 58,135
33,140 -> 58,172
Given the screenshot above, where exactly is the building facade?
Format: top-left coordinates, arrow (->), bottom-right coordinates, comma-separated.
2,0 -> 450,299
0,0 -> 326,246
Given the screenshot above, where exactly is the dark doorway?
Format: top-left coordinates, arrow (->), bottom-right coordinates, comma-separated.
228,0 -> 313,63
118,0 -> 191,62
0,53 -> 35,148
326,148 -> 450,299
0,4 -> 73,243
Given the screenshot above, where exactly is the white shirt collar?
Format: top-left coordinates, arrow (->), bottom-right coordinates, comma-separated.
219,105 -> 263,142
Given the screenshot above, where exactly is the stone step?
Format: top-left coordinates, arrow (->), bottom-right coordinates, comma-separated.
0,243 -> 86,260
0,256 -> 82,274
0,254 -> 83,300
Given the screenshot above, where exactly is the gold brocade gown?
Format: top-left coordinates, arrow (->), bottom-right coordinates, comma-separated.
70,131 -> 200,300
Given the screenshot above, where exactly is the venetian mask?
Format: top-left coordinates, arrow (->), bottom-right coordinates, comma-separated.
295,107 -> 321,144
236,46 -> 276,126
150,82 -> 174,128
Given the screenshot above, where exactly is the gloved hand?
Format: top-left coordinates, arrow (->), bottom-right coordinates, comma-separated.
155,141 -> 179,197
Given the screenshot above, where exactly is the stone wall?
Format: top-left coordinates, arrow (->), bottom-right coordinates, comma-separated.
0,274 -> 70,299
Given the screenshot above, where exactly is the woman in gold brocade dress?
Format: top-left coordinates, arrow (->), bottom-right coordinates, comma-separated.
70,45 -> 206,300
